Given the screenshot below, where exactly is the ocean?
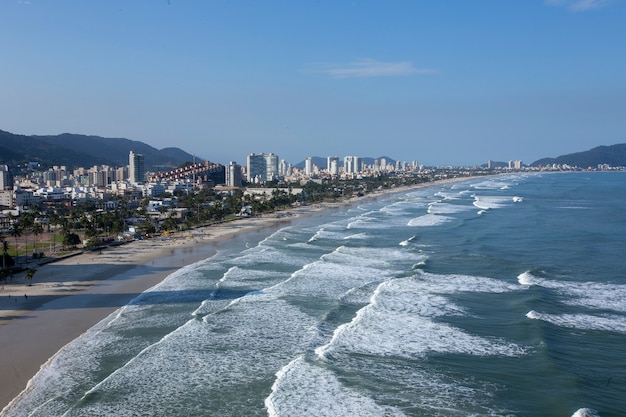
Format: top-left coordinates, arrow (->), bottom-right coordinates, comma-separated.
4,172 -> 626,417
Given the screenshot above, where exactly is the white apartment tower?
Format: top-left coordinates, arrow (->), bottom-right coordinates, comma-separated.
327,156 -> 339,175
0,165 -> 12,190
279,159 -> 289,177
129,151 -> 145,184
226,161 -> 243,187
344,156 -> 354,174
265,153 -> 279,181
305,157 -> 313,176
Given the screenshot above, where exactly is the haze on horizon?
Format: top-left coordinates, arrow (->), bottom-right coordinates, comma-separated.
1,0 -> 625,167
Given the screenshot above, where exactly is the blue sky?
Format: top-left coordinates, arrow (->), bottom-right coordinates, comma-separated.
1,0 -> 625,166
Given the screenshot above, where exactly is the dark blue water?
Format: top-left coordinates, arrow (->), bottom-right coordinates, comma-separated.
4,172 -> 625,417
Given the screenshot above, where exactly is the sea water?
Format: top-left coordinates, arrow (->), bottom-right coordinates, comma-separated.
4,172 -> 626,417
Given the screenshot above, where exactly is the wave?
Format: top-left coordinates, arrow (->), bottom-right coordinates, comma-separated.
526,311 -> 626,333
265,357 -> 405,417
571,408 -> 602,417
473,195 -> 519,210
316,276 -> 526,361
408,214 -> 452,227
470,180 -> 515,190
517,270 -> 544,286
427,201 -> 474,215
519,271 -> 626,313
344,232 -> 368,240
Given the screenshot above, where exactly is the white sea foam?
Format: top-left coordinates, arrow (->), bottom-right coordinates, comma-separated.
265,357 -> 406,417
525,310 -> 541,320
556,281 -> 626,313
220,267 -> 279,288
320,245 -> 421,270
517,271 -> 544,286
344,232 -> 368,240
473,195 -> 517,210
427,201 -> 474,215
232,245 -> 305,268
526,311 -> 626,333
571,408 -> 601,417
408,214 -> 452,227
307,228 -> 346,243
380,199 -> 429,215
470,180 -> 515,190
309,222 -> 346,243
399,234 -> 418,246
346,219 -> 365,229
418,271 -> 522,294
55,296 -> 320,416
317,276 -> 526,360
519,272 -> 626,313
434,191 -> 462,200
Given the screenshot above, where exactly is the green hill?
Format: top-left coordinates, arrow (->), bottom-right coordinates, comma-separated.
532,144 -> 626,168
0,129 -> 200,171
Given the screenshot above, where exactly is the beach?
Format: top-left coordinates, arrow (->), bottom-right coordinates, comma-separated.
7,173 -> 618,417
0,178 -> 476,413
0,205 -> 329,411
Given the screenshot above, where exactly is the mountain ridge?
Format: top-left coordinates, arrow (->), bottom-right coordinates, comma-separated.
531,143 -> 626,167
3,129 -> 626,171
0,129 -> 199,171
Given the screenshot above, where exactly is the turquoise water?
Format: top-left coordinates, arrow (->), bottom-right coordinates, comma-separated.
4,172 -> 626,417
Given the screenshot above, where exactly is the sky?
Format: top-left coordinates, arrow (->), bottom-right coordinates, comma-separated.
1,0 -> 625,167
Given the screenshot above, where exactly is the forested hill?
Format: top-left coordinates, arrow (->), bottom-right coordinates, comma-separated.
0,129 -> 198,171
532,144 -> 626,168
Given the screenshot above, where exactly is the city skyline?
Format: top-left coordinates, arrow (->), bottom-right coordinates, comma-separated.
1,1 -> 625,166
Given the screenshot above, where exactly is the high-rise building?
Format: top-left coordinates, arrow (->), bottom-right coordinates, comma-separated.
246,153 -> 279,183
344,156 -> 354,174
0,165 -> 13,190
129,151 -> 145,184
226,161 -> 243,187
265,153 -> 279,181
327,156 -> 339,175
116,166 -> 128,182
246,153 -> 265,183
305,157 -> 313,176
344,156 -> 361,174
279,159 -> 288,177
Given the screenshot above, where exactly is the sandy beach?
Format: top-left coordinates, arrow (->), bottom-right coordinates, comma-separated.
0,178 -> 476,412
0,205 -> 331,412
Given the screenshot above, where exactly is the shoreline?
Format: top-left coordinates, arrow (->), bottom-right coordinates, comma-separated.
0,176 -> 483,412
0,208 -> 324,412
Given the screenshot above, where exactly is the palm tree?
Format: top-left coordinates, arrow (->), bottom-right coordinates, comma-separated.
1,237 -> 8,270
9,222 -> 22,264
25,268 -> 37,286
32,222 -> 44,257
20,212 -> 35,261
